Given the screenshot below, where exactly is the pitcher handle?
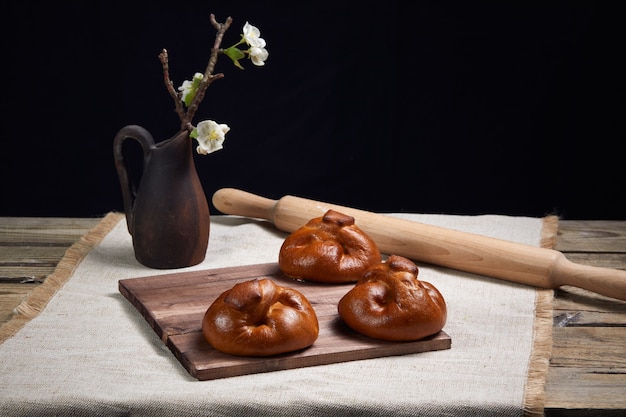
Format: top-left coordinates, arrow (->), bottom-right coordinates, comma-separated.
113,125 -> 156,235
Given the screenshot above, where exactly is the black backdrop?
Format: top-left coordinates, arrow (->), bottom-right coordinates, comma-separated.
2,2 -> 625,219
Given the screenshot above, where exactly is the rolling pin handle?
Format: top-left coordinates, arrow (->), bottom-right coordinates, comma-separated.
554,255 -> 626,300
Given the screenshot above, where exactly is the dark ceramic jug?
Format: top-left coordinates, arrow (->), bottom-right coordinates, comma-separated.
113,125 -> 210,269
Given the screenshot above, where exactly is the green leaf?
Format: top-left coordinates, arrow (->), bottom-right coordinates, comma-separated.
223,46 -> 246,69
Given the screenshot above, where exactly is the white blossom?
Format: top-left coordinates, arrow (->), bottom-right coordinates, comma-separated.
249,46 -> 269,66
178,72 -> 204,106
193,120 -> 230,155
242,22 -> 266,48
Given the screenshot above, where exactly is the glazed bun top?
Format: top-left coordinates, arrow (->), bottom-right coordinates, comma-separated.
202,278 -> 319,357
278,209 -> 382,283
338,255 -> 447,341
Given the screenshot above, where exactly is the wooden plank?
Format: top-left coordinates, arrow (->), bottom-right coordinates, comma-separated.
0,246 -> 70,265
0,283 -> 38,322
119,262 -> 451,381
0,217 -> 100,230
546,324 -> 626,412
550,326 -> 626,368
553,309 -> 626,327
553,286 -> 626,315
0,217 -> 100,245
0,266 -> 57,280
545,366 -> 626,410
561,253 -> 626,271
557,220 -> 626,253
544,220 -> 626,413
0,217 -> 101,327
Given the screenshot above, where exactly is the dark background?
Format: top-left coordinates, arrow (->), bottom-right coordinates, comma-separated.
2,2 -> 625,219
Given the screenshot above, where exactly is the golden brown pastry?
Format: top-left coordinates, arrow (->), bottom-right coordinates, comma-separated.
278,209 -> 382,283
338,255 -> 447,341
202,278 -> 319,356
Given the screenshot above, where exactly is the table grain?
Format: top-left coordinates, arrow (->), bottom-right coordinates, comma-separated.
1,216 -> 625,416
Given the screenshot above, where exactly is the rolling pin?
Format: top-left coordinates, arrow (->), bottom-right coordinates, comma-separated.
212,188 -> 626,301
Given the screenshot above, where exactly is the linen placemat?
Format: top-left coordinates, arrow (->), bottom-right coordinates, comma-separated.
0,212 -> 557,417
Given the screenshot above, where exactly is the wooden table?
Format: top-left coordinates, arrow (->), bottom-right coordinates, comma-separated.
1,216 -> 625,416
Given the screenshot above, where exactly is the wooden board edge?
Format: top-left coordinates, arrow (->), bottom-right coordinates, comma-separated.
170,331 -> 451,381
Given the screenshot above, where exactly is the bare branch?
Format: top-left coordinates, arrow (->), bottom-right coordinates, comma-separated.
158,49 -> 186,123
207,14 -> 233,77
159,14 -> 235,130
185,73 -> 225,123
184,15 -> 233,124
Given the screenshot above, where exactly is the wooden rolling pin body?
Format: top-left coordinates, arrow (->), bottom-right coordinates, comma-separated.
212,188 -> 626,301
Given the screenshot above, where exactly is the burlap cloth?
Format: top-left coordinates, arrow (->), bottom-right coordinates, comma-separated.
0,212 -> 557,417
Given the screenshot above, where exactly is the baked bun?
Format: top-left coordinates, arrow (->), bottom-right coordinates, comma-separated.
338,255 -> 446,341
278,209 -> 382,283
202,278 -> 319,356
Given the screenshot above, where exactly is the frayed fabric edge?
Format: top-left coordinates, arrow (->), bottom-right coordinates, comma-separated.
523,215 -> 559,417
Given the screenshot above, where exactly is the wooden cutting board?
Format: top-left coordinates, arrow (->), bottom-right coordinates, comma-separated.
119,262 -> 451,381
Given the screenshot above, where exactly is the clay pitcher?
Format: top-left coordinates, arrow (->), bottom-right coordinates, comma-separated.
113,125 -> 210,269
